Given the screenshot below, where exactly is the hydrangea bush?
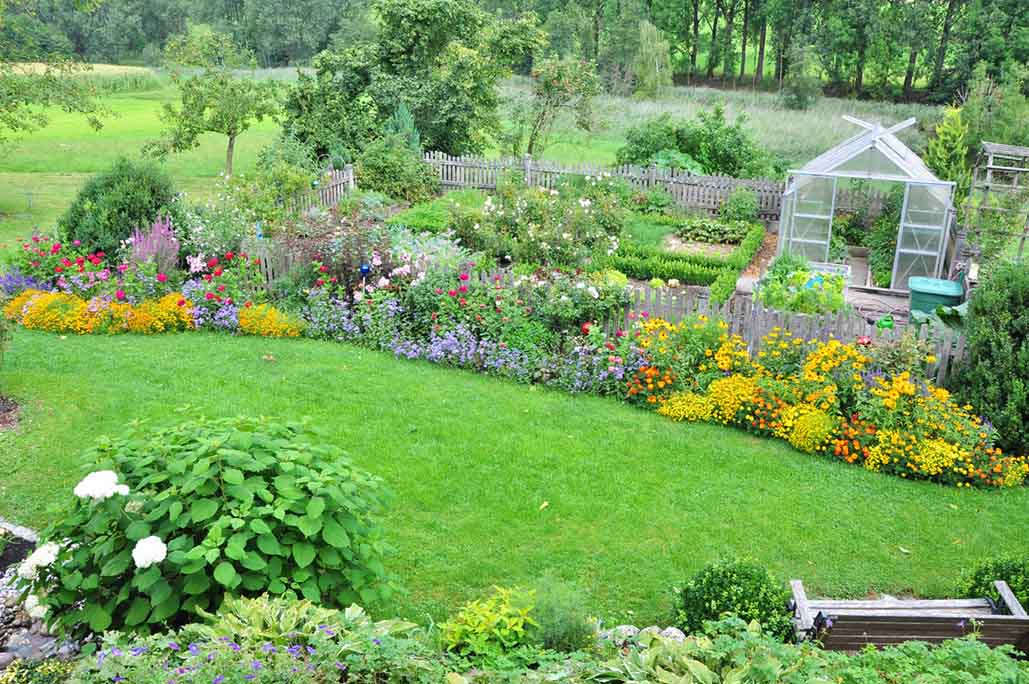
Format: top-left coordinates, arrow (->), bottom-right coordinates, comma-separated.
17,417 -> 394,637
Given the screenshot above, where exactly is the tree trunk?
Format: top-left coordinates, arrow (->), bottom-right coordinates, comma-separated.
903,47 -> 918,98
739,0 -> 750,81
854,43 -> 866,95
721,0 -> 738,81
225,134 -> 236,176
754,19 -> 766,85
690,0 -> 701,79
706,0 -> 722,78
931,0 -> 958,90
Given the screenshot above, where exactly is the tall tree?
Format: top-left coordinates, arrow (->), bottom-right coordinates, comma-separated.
0,0 -> 106,152
146,27 -> 279,174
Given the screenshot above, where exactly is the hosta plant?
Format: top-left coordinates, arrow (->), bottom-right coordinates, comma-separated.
17,416 -> 394,637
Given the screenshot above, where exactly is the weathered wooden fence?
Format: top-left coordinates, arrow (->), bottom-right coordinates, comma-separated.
478,272 -> 966,383
421,152 -> 786,220
284,165 -> 355,215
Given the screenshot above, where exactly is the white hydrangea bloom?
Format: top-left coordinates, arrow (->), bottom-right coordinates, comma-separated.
73,471 -> 129,501
23,594 -> 48,619
132,536 -> 167,569
17,542 -> 60,580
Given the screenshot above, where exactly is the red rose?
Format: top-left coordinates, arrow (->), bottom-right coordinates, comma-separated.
50,243 -> 62,254
205,292 -> 215,300
61,258 -> 71,267
316,279 -> 325,286
54,266 -> 63,273
177,299 -> 186,307
459,273 -> 470,281
157,273 -> 168,283
447,289 -> 457,297
458,284 -> 468,294
75,256 -> 85,266
204,274 -> 213,282
225,251 -> 235,260
213,268 -> 223,277
207,257 -> 219,268
319,265 -> 329,273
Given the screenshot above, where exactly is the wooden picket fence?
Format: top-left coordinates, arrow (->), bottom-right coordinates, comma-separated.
479,271 -> 967,384
284,165 -> 356,215
422,152 -> 786,220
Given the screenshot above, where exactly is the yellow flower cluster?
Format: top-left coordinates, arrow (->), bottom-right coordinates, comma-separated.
238,303 -> 304,338
801,338 -> 868,385
787,409 -> 836,453
713,333 -> 750,373
657,392 -> 715,422
868,371 -> 917,410
3,290 -> 192,335
707,374 -> 759,424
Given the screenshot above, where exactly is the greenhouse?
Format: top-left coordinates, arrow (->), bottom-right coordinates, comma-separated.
778,116 -> 956,291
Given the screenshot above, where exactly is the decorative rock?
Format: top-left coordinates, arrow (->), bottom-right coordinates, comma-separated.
660,627 -> 686,642
612,624 -> 639,640
5,630 -> 57,661
56,641 -> 80,660
0,652 -> 16,670
638,626 -> 661,638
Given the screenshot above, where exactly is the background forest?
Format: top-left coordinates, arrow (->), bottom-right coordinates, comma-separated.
0,0 -> 1026,103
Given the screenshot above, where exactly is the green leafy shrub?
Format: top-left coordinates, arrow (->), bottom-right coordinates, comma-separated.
530,576 -> 593,652
356,135 -> 441,204
616,107 -> 776,178
18,416 -> 394,637
441,586 -> 538,655
958,262 -> 1029,455
386,190 -> 486,234
719,187 -> 760,223
955,555 -> 1029,614
629,187 -> 675,214
58,157 -> 182,256
709,268 -> 739,303
673,558 -> 793,641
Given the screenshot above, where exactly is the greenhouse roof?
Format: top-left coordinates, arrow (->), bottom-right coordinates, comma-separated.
797,116 -> 949,185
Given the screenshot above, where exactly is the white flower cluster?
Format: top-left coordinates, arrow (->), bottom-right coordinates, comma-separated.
23,594 -> 48,620
132,536 -> 168,569
17,542 -> 60,580
73,470 -> 130,502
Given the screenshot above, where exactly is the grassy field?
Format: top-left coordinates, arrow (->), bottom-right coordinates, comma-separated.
1,329 -> 1027,623
0,69 -> 943,247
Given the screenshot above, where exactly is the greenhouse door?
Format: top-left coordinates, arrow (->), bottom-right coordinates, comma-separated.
786,175 -> 836,262
891,183 -> 950,289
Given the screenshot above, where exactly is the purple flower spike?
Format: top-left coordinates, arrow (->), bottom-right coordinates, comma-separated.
131,647 -> 147,656
229,643 -> 241,652
335,662 -> 347,671
261,644 -> 276,654
251,661 -> 262,670
111,647 -> 124,657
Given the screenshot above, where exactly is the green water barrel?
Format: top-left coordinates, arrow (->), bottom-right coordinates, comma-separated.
908,276 -> 964,314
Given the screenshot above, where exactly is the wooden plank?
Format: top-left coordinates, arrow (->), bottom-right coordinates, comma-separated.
808,599 -> 993,610
996,581 -> 1029,617
820,612 -> 1029,623
791,580 -> 815,632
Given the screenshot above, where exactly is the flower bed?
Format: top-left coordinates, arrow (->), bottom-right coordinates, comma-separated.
756,255 -> 848,314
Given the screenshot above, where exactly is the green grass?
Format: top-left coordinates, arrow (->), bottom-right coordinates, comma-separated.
1,329 -> 1026,624
625,213 -> 677,249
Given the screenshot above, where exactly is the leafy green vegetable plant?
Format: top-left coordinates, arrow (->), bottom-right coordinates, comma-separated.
18,416 -> 394,637
441,586 -> 538,656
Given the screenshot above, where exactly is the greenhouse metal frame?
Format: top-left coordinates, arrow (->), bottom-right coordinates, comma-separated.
778,116 -> 956,291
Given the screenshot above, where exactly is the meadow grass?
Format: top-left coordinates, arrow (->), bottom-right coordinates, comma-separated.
0,73 -> 943,246
0,329 -> 1026,623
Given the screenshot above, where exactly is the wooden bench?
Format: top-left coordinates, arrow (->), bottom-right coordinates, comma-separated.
789,579 -> 1029,653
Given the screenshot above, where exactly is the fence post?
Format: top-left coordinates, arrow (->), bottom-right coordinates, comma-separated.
344,164 -> 356,192
648,163 -> 657,188
523,154 -> 532,186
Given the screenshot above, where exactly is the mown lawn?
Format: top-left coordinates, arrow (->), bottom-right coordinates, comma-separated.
1,329 -> 1026,624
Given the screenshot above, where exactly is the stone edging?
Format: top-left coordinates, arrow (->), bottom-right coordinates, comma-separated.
0,518 -> 36,544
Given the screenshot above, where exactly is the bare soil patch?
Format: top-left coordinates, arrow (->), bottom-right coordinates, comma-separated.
743,232 -> 778,278
661,234 -> 736,257
0,397 -> 19,432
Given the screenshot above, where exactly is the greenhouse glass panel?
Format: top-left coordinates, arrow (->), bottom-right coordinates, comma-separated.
778,189 -> 796,255
904,184 -> 948,227
893,251 -> 936,288
795,176 -> 834,216
834,147 -> 904,177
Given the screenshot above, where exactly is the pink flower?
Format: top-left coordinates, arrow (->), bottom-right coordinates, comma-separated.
50,243 -> 61,254
117,263 -> 129,274
205,292 -> 215,300
156,273 -> 168,283
459,273 -> 470,282
458,284 -> 468,294
177,299 -> 186,307
216,284 -> 225,292
115,290 -> 126,300
435,288 -> 444,295
640,311 -> 649,318
447,289 -> 457,297
73,240 -> 81,247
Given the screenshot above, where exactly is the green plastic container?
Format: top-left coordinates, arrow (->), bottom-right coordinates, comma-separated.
908,276 -> 964,314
